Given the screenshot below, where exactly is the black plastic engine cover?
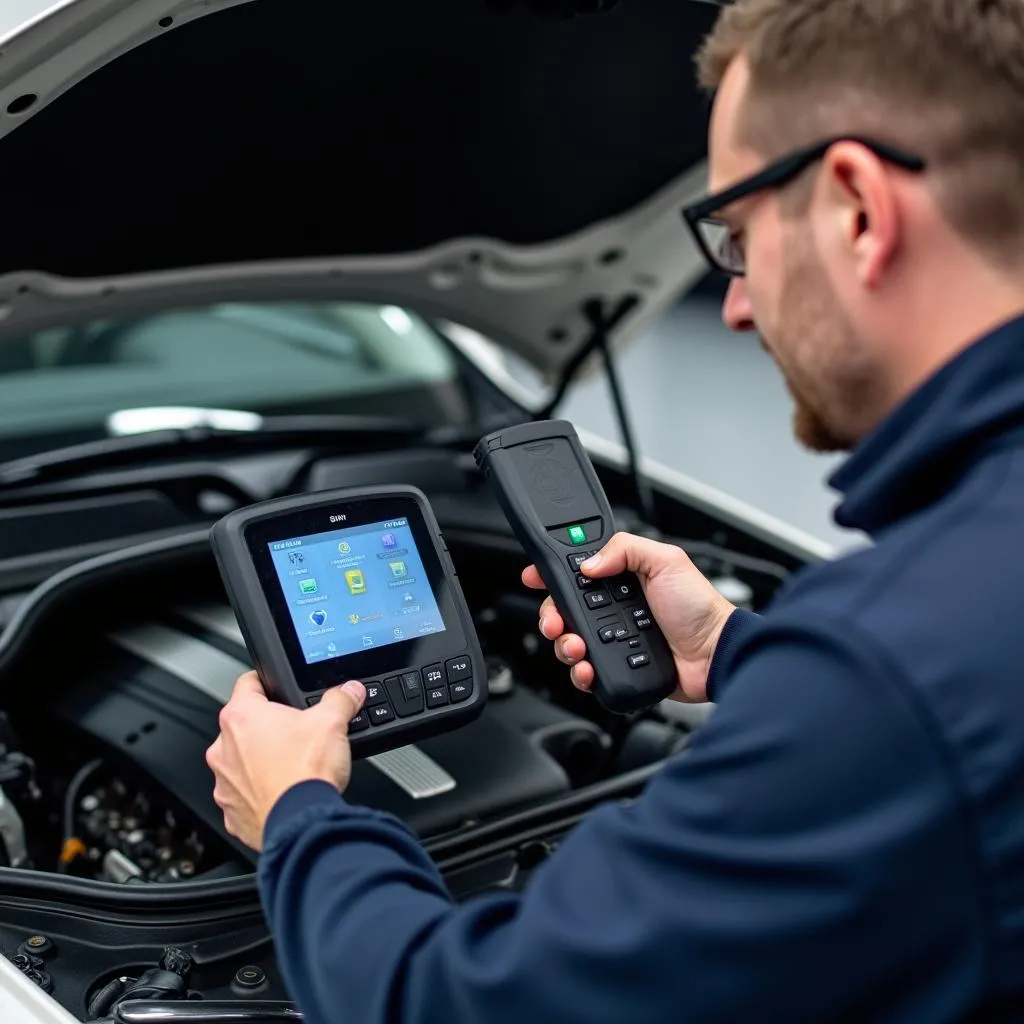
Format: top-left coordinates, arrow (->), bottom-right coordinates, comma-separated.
46,629 -> 571,856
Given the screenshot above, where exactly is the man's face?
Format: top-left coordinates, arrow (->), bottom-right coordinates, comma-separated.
706,59 -> 886,453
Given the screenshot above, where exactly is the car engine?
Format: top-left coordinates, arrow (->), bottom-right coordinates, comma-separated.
0,434 -> 796,1024
0,531 -> 746,886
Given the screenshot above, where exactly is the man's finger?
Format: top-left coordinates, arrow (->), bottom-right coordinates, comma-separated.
539,597 -> 564,640
229,671 -> 269,703
319,680 -> 366,724
522,565 -> 546,590
570,661 -> 595,692
581,532 -> 682,579
555,634 -> 587,665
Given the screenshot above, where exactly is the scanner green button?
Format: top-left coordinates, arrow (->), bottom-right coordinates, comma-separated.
568,525 -> 587,544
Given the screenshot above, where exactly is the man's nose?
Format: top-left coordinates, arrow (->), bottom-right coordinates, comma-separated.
722,278 -> 755,333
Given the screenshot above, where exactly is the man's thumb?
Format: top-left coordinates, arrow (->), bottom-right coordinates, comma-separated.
580,532 -> 634,577
320,680 -> 366,724
581,532 -> 670,579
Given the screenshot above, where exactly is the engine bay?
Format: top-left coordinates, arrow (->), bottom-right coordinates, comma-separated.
0,528 -> 727,886
0,442 -> 793,1019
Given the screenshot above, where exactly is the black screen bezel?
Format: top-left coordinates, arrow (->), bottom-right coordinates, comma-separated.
244,494 -> 466,692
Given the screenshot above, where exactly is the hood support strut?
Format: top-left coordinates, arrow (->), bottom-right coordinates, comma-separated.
539,295 -> 657,529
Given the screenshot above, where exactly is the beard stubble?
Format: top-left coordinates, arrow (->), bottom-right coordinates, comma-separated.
763,240 -> 885,453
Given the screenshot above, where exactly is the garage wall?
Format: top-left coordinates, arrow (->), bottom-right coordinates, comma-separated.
562,293 -> 863,552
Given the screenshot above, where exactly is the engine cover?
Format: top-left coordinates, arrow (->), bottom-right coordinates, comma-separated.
48,607 -> 572,858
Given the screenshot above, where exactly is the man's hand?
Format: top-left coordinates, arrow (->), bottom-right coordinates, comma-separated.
523,532 -> 736,704
206,672 -> 366,851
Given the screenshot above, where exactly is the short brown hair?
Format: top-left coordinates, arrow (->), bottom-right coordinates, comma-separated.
695,0 -> 1024,264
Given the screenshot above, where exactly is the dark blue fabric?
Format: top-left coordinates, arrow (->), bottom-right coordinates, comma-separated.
259,311 -> 1024,1022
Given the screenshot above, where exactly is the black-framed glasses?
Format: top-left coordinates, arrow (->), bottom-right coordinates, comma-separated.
681,136 -> 927,277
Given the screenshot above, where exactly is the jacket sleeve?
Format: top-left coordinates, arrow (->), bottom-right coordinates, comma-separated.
258,615 -> 986,1024
704,606 -> 761,702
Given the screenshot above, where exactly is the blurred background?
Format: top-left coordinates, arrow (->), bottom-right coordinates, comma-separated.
559,277 -> 858,552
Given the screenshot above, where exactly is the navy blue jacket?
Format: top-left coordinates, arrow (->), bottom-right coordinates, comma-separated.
259,312 -> 1024,1023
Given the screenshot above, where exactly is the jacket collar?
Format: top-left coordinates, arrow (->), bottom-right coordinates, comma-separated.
831,311 -> 1024,535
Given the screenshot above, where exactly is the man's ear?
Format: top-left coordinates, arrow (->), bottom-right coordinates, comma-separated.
821,142 -> 901,290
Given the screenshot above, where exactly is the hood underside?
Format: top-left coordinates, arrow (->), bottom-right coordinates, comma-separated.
0,0 -> 721,373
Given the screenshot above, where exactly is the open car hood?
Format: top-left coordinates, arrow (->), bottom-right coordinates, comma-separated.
0,0 -> 720,375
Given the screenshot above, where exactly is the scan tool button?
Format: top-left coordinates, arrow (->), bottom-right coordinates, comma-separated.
610,576 -> 640,602
423,665 -> 448,707
630,607 -> 654,631
426,684 -> 449,708
369,703 -> 395,726
422,663 -> 445,688
365,681 -> 388,705
386,675 -> 424,718
446,657 -> 472,683
449,680 -> 473,704
567,551 -> 596,571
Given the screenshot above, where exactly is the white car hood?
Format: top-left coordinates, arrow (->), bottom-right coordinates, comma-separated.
0,0 -> 722,375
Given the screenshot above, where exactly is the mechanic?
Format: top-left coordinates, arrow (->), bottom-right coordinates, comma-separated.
205,0 -> 1024,1019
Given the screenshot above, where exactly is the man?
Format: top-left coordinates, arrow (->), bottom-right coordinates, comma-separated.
206,0 -> 1024,1019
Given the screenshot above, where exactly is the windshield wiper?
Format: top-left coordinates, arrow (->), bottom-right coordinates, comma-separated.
0,413 -> 430,490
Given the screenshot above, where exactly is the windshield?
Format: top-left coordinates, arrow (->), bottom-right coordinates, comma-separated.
0,300 -> 466,458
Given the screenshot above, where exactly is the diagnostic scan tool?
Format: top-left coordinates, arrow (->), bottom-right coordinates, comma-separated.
210,486 -> 485,754
475,419 -> 677,713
